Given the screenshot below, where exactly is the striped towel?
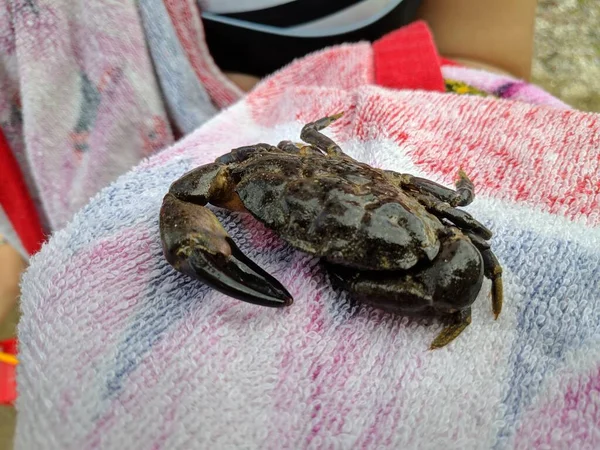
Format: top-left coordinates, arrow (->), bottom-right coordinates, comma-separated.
15,23 -> 600,450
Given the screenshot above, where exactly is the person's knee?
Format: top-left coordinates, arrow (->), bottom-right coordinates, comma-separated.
0,237 -> 26,323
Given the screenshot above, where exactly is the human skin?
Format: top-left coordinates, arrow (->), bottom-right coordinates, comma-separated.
0,239 -> 25,323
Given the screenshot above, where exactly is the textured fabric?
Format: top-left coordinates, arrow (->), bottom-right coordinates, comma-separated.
137,0 -> 219,136
1,0 -> 174,231
16,38 -> 600,450
201,0 -> 401,28
441,65 -> 572,110
0,0 -> 242,255
374,21 -> 445,92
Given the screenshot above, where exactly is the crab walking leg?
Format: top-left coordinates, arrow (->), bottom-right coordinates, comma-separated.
300,112 -> 346,156
466,232 -> 504,319
160,164 -> 293,307
415,193 -> 493,240
430,308 -> 472,350
387,169 -> 475,207
277,140 -> 322,156
214,143 -> 277,164
418,190 -> 502,318
276,140 -> 301,153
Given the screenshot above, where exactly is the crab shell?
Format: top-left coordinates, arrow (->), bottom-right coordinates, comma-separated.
229,151 -> 444,271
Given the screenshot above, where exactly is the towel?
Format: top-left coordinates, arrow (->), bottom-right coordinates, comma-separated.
0,0 -> 242,255
15,25 -> 600,449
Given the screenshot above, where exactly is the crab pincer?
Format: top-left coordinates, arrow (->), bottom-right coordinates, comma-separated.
159,165 -> 293,307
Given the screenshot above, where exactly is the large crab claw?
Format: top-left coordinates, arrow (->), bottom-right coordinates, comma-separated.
159,165 -> 293,307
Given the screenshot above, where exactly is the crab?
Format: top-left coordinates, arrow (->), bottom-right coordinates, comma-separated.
159,112 -> 503,349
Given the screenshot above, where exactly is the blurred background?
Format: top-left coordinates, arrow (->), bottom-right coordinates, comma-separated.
0,1 -> 599,448
533,0 -> 600,112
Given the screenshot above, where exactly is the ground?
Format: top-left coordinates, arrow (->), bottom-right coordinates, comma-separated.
0,2 -> 598,449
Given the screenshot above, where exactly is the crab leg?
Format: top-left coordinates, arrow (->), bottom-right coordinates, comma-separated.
429,203 -> 492,239
300,112 -> 346,156
277,140 -> 322,156
429,308 -> 472,349
414,191 -> 502,319
160,164 -> 293,307
214,143 -> 277,164
389,169 -> 475,207
414,192 -> 493,240
466,232 -> 504,319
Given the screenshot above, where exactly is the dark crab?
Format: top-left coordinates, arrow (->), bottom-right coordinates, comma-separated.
159,113 -> 503,349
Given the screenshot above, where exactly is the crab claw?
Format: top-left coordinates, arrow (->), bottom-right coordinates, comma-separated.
160,193 -> 293,307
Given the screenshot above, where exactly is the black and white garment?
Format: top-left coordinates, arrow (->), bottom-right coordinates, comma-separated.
200,0 -> 423,77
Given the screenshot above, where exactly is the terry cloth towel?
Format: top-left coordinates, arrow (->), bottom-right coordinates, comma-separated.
15,25 -> 600,450
0,0 -> 242,256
